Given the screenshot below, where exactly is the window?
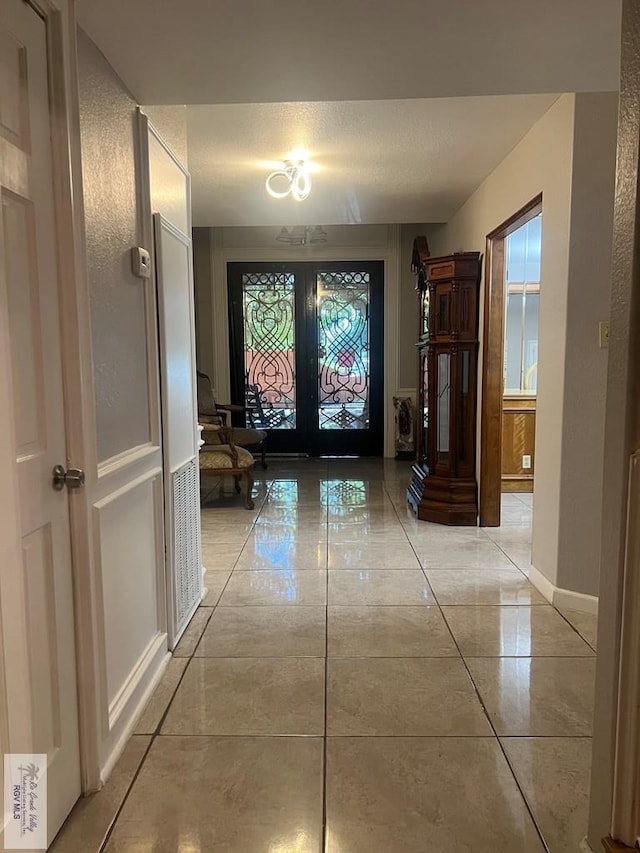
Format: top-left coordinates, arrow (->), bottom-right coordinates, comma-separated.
504,215 -> 541,395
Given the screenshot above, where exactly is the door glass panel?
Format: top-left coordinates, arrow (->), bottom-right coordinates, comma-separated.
241,272 -> 296,428
437,352 -> 450,465
436,290 -> 451,335
504,214 -> 541,394
316,271 -> 370,430
459,349 -> 470,464
421,351 -> 429,463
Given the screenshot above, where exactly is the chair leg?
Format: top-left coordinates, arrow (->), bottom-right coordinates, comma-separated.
233,474 -> 241,493
261,439 -> 267,470
245,468 -> 255,510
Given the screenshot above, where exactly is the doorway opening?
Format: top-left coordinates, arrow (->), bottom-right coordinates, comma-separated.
480,195 -> 542,526
228,261 -> 384,457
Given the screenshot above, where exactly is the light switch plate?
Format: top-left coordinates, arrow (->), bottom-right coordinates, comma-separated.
131,246 -> 151,279
522,454 -> 532,470
599,320 -> 610,349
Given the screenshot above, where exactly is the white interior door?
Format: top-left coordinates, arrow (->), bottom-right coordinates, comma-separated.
153,214 -> 202,648
0,0 -> 81,844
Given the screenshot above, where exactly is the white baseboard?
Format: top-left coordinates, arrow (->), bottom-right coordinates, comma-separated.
101,635 -> 169,784
201,562 -> 208,602
528,566 -> 599,615
527,566 -> 556,603
553,586 -> 599,615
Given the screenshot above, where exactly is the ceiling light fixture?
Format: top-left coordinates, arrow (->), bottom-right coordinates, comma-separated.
276,226 -> 327,246
266,160 -> 312,201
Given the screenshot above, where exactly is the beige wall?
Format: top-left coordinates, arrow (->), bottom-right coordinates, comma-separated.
429,94 -> 575,589
193,227 -> 215,380
193,222 -> 431,395
78,30 -> 151,462
558,92 -> 618,595
430,93 -> 618,598
217,224 -> 391,250
192,224 -> 413,456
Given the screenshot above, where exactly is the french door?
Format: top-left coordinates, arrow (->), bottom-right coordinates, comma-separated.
228,261 -> 384,456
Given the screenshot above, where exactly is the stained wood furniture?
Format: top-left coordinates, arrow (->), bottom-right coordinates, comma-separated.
407,252 -> 482,525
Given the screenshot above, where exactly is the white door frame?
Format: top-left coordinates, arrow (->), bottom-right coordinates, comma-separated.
20,0 -> 103,792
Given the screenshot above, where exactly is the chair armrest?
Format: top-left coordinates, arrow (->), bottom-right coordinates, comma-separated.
216,403 -> 246,413
216,426 -> 233,445
200,423 -> 233,445
199,412 -> 223,424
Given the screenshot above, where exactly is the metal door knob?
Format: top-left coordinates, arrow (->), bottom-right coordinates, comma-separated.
52,465 -> 85,491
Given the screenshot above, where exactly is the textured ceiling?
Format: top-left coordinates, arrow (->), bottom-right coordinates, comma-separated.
186,95 -> 558,226
76,0 -> 620,105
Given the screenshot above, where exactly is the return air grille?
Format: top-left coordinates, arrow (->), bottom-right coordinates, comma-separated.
172,458 -> 202,637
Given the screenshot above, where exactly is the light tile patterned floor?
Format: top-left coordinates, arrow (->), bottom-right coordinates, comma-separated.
51,459 -> 597,853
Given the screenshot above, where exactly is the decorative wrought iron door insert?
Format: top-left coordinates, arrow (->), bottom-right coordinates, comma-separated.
316,271 -> 370,430
228,261 -> 383,456
241,272 -> 296,429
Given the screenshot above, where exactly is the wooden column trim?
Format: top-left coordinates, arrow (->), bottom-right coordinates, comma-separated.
479,236 -> 504,525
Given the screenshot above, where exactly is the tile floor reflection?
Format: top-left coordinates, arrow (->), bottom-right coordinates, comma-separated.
51,459 -> 597,853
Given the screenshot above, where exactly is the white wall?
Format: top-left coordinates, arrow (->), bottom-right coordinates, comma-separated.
77,30 -> 174,779
429,92 -> 618,600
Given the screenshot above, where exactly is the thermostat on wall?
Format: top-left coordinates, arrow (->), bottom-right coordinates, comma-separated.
131,246 -> 151,279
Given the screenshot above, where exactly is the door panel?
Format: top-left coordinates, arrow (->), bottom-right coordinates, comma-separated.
0,0 -> 81,843
312,266 -> 382,455
228,261 -> 383,456
229,264 -> 308,453
241,270 -> 298,430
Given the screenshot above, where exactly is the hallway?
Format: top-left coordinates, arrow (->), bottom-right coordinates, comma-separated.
52,459 -> 596,853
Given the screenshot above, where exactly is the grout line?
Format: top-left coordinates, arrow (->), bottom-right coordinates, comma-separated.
130,732 -> 590,740
98,590 -> 214,852
97,734 -> 156,852
553,607 -> 598,653
322,501 -> 330,852
437,601 -> 552,853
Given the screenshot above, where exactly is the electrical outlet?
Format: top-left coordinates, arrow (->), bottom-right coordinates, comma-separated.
522,454 -> 532,470
599,320 -> 610,349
